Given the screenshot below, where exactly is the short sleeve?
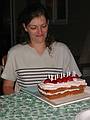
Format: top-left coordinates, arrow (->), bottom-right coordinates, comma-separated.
1,50 -> 17,81
62,44 -> 82,76
54,42 -> 82,77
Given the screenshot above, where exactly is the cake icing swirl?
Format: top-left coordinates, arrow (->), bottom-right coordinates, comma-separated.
38,78 -> 87,90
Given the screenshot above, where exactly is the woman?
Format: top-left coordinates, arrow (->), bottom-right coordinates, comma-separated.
1,3 -> 81,95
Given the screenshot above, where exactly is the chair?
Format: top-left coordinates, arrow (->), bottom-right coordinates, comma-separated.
2,55 -> 7,66
0,55 -> 7,95
0,65 -> 4,95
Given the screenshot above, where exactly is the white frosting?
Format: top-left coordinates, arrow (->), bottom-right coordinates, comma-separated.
38,88 -> 80,95
38,78 -> 87,90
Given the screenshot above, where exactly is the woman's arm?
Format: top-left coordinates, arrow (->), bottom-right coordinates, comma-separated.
3,80 -> 15,95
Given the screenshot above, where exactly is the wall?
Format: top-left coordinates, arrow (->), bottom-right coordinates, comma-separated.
50,0 -> 90,63
0,0 -> 90,65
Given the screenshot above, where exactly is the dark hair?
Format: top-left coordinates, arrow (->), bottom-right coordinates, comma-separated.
16,3 -> 55,53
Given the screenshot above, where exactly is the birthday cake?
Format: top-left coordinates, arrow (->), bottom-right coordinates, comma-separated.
38,72 -> 87,99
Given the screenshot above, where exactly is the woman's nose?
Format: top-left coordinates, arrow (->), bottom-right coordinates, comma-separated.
37,27 -> 43,34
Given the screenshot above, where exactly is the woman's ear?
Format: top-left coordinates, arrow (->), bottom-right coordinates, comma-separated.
23,23 -> 28,32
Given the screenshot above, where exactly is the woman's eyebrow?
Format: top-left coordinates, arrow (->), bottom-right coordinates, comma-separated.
29,22 -> 48,26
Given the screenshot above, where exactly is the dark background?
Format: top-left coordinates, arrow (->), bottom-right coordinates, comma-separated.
0,0 -> 90,65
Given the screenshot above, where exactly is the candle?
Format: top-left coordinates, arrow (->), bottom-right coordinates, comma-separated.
63,73 -> 65,77
51,75 -> 53,81
66,72 -> 69,77
68,71 -> 71,76
55,75 -> 57,80
48,75 -> 51,79
72,71 -> 76,76
56,74 -> 59,79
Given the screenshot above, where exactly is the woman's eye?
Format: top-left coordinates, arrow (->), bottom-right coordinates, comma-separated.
27,24 -> 48,30
29,26 -> 36,30
42,24 -> 48,28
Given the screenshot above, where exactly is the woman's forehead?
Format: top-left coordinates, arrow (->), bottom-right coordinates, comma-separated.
29,15 -> 47,25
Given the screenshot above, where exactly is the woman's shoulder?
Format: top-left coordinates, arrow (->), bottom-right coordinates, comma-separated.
52,41 -> 69,49
10,44 -> 22,50
8,44 -> 28,55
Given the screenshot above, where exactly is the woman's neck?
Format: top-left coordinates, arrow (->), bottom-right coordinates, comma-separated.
29,42 -> 46,55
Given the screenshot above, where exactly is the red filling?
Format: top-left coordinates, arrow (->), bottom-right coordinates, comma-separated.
44,74 -> 79,84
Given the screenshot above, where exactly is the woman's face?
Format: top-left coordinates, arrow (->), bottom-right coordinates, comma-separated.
23,15 -> 48,45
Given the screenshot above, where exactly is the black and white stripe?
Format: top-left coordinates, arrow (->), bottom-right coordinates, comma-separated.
16,67 -> 62,87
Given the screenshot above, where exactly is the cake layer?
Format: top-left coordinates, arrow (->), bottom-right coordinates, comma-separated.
38,85 -> 86,94
38,86 -> 85,99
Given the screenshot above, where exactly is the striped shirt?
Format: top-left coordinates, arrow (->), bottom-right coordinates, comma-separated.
1,42 -> 81,89
16,67 -> 62,87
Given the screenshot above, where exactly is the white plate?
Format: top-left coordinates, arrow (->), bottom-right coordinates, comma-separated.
75,109 -> 90,120
21,86 -> 90,107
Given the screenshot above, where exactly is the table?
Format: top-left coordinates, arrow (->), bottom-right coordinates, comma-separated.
0,91 -> 90,120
